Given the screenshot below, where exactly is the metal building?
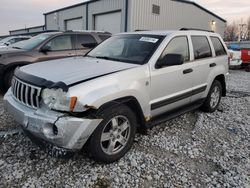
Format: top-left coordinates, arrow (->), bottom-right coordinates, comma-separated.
45,0 -> 226,37
9,25 -> 46,36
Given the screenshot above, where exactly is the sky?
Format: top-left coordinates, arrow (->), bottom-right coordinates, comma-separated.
0,0 -> 249,36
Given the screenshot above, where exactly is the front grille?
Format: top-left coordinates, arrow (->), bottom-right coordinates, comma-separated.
12,77 -> 42,109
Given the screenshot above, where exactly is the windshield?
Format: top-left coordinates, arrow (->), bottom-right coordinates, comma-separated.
11,33 -> 55,50
87,34 -> 164,65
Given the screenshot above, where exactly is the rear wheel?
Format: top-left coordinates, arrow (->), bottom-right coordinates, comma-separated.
88,104 -> 137,163
201,80 -> 222,113
4,69 -> 15,90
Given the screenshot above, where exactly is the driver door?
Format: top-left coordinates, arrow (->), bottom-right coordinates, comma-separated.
37,34 -> 76,62
150,36 -> 193,117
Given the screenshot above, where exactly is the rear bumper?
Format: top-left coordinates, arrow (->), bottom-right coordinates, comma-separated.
229,59 -> 242,67
3,89 -> 102,153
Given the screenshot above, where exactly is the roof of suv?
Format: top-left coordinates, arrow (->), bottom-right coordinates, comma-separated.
120,30 -> 220,37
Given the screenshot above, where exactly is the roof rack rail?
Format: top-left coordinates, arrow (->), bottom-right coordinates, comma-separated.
180,28 -> 214,33
134,30 -> 149,32
64,30 -> 111,34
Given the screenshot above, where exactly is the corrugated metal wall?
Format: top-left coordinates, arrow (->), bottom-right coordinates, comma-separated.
88,0 -> 125,31
129,0 -> 226,36
45,0 -> 126,32
46,5 -> 86,31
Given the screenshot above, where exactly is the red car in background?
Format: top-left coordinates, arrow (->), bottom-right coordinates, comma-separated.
241,48 -> 250,65
227,41 -> 250,71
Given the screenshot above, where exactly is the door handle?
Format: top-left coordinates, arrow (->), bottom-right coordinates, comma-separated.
210,63 -> 216,67
183,68 -> 193,74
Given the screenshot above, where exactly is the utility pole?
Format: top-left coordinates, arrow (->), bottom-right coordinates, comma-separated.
239,23 -> 247,41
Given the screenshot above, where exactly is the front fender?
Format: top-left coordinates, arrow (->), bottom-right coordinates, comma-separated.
69,66 -> 151,117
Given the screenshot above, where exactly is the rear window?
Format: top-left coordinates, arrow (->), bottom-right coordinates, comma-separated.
210,37 -> 227,56
191,36 -> 212,60
76,34 -> 97,49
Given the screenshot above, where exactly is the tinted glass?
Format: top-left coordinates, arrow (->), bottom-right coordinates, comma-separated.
210,37 -> 227,56
87,34 -> 164,65
76,34 -> 97,49
160,36 -> 190,62
191,36 -> 212,60
45,35 -> 72,51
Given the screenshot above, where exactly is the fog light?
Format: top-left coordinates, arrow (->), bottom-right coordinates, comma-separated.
43,123 -> 55,137
53,125 -> 58,135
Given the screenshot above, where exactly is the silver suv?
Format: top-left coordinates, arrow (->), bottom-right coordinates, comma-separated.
4,30 -> 229,163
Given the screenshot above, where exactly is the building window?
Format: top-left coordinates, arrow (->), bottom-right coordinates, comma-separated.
152,4 -> 160,15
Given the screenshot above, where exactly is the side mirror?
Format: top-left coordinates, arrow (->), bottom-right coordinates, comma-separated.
82,42 -> 98,49
40,45 -> 51,53
156,54 -> 184,68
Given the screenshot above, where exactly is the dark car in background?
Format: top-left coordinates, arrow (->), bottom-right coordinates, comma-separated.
0,31 -> 111,90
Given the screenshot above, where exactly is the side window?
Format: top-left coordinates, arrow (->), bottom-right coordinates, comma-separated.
160,36 -> 190,62
210,37 -> 227,56
76,34 -> 97,49
191,36 -> 212,60
45,35 -> 73,51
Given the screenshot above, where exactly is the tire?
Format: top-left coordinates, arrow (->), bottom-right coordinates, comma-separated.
88,104 -> 137,163
4,69 -> 15,90
201,80 -> 222,113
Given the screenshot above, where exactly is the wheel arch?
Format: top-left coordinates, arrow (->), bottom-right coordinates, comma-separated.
96,96 -> 147,129
214,74 -> 226,96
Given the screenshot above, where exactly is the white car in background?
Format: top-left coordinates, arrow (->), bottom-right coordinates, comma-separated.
228,49 -> 242,68
0,36 -> 31,48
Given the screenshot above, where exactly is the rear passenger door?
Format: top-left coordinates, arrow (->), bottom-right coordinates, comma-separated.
74,34 -> 98,56
189,35 -> 215,102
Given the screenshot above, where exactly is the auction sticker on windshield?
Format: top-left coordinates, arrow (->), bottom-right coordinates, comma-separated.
139,37 -> 159,43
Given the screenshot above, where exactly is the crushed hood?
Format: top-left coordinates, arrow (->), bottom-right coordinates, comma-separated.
20,56 -> 139,85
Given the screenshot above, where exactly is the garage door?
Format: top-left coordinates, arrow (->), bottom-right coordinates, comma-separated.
94,11 -> 122,34
66,18 -> 83,30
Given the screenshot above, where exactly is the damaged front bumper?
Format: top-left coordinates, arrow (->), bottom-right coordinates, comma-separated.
4,90 -> 102,157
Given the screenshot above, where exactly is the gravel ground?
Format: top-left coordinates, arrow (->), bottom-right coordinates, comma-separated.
0,70 -> 249,187
0,94 -> 19,131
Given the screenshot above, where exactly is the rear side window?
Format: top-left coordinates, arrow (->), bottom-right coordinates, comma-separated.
191,36 -> 212,60
210,37 -> 227,56
160,36 -> 190,62
76,34 -> 97,49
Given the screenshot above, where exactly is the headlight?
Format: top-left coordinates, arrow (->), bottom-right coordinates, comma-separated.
41,88 -> 77,112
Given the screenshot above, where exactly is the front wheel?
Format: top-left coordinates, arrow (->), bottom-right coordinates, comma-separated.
201,80 -> 222,113
88,104 -> 137,163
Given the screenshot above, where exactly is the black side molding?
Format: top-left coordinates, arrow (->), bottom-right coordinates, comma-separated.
151,85 -> 207,110
147,98 -> 205,128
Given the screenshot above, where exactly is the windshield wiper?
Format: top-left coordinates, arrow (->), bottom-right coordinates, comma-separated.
94,56 -> 112,60
12,46 -> 21,49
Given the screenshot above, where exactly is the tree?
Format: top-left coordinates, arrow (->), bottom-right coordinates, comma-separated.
247,16 -> 250,40
224,22 -> 238,41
